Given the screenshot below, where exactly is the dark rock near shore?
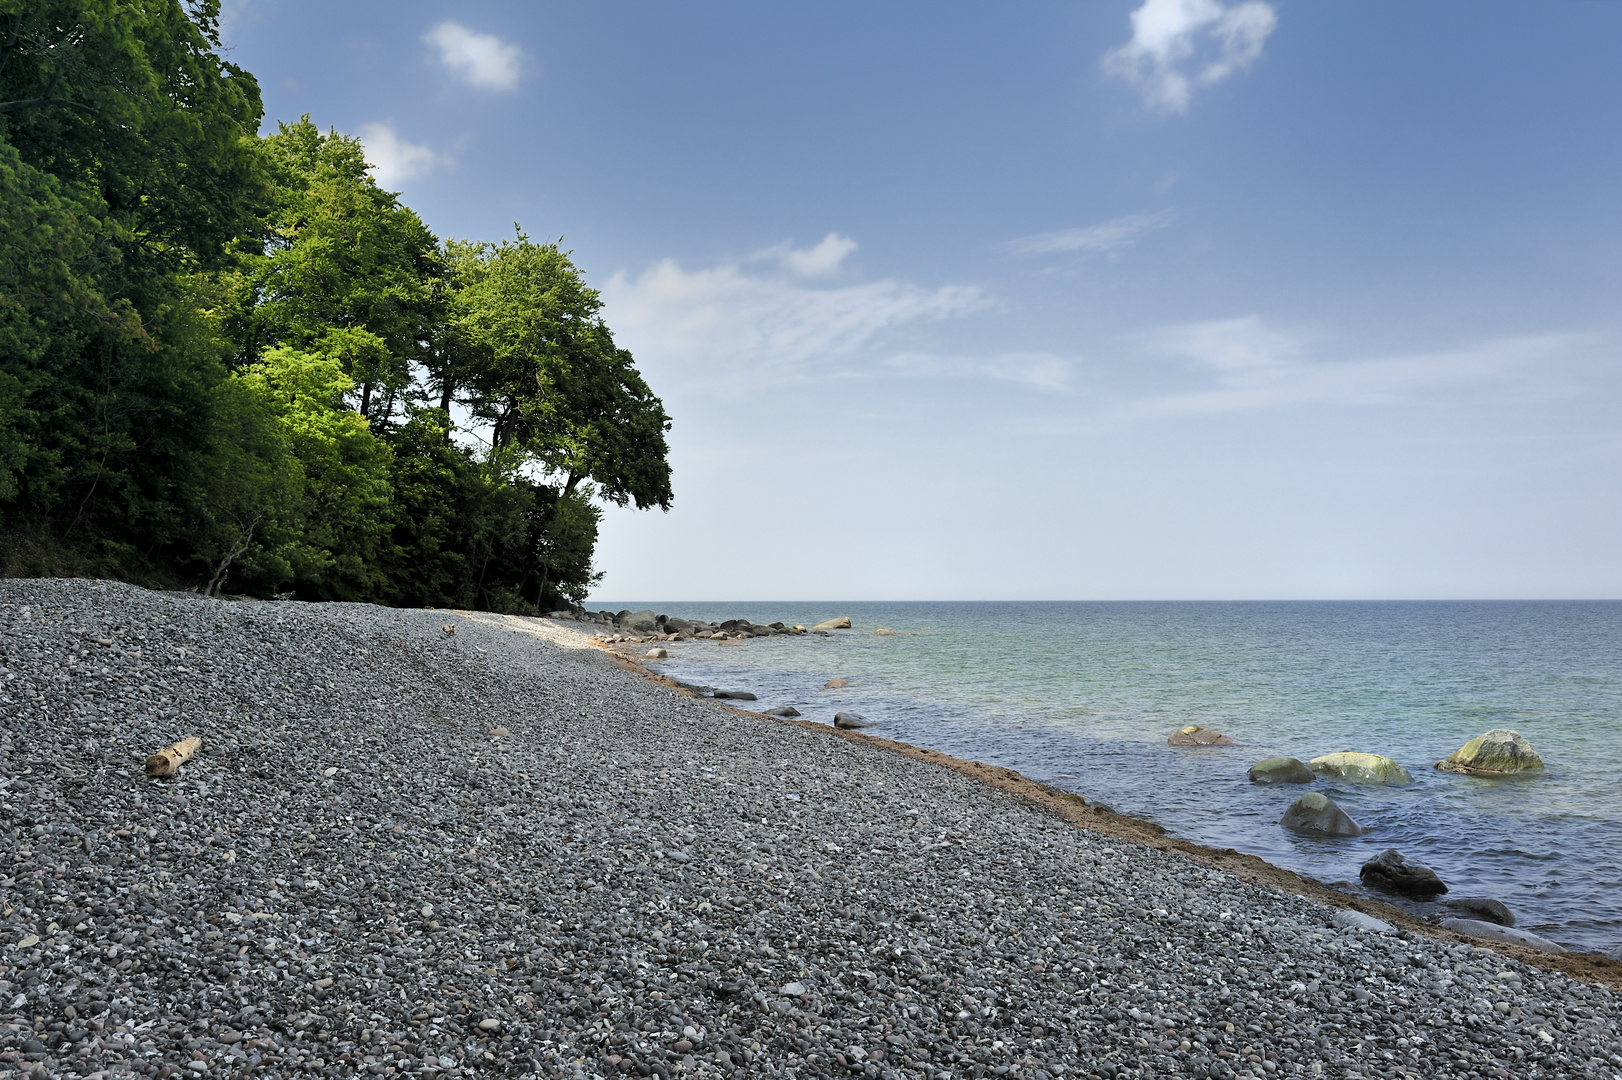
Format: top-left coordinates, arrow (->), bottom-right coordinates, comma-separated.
1442,896 -> 1515,926
714,689 -> 757,700
1360,848 -> 1448,897
833,710 -> 875,729
1279,792 -> 1361,836
1248,756 -> 1314,784
763,705 -> 801,717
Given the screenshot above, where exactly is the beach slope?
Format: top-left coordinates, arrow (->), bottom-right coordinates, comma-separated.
1,580 -> 1619,1080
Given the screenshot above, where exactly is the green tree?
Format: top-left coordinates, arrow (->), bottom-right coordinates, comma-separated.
237,118 -> 444,427
0,0 -> 267,579
449,233 -> 674,510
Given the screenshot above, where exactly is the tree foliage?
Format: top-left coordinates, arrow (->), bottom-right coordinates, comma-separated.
0,2 -> 671,609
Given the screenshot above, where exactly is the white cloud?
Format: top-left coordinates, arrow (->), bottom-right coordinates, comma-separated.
754,233 -> 860,277
424,21 -> 523,92
602,257 -> 984,387
1006,210 -> 1175,257
358,122 -> 446,188
1128,316 -> 1584,417
1103,0 -> 1277,113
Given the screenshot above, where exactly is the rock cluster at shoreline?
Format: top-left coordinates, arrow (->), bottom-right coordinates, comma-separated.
2,581 -> 1621,1080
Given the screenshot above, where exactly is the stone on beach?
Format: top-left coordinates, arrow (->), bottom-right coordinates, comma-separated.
813,616 -> 852,630
1308,751 -> 1414,786
1247,756 -> 1314,784
1331,909 -> 1395,933
1441,918 -> 1566,954
1435,728 -> 1545,777
1442,896 -> 1515,927
1359,848 -> 1448,897
1167,725 -> 1234,746
1279,791 -> 1361,836
833,710 -> 875,729
621,609 -> 659,632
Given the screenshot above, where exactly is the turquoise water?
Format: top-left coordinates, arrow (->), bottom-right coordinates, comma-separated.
598,601 -> 1622,953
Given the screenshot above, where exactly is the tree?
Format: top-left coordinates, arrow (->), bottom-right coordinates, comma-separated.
237,118 -> 445,428
449,233 -> 673,510
0,0 -> 267,580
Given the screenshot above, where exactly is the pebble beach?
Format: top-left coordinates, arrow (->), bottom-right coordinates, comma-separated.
1,581 -> 1620,1080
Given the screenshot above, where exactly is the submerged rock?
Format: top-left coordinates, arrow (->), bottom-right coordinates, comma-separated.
1442,896 -> 1515,927
1248,756 -> 1314,784
1167,725 -> 1234,746
874,628 -> 896,636
822,678 -> 850,689
1308,752 -> 1413,786
1279,792 -> 1361,837
1359,848 -> 1448,897
1441,918 -> 1565,954
813,617 -> 852,630
763,706 -> 801,718
833,711 -> 875,729
1435,728 -> 1544,777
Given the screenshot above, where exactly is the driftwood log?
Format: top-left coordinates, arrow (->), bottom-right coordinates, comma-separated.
145,736 -> 202,777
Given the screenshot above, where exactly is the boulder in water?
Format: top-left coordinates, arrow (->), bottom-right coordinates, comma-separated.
713,690 -> 757,701
763,706 -> 801,718
813,617 -> 852,630
1440,918 -> 1564,953
1279,792 -> 1361,837
1308,752 -> 1413,786
1359,848 -> 1448,897
1248,756 -> 1314,784
1435,728 -> 1544,777
1167,725 -> 1234,746
833,711 -> 874,729
1441,896 -> 1514,927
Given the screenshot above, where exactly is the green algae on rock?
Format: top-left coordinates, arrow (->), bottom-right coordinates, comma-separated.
1247,756 -> 1314,784
1435,728 -> 1545,777
1308,751 -> 1414,786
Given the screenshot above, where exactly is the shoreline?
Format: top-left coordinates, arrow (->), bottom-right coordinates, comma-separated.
3,580 -> 1621,1080
583,627 -> 1622,992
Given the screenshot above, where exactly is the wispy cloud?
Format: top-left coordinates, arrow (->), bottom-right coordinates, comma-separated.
884,351 -> 1077,391
1006,210 -> 1175,257
754,233 -> 860,277
424,22 -> 523,92
1127,316 -> 1586,417
358,122 -> 446,189
602,255 -> 985,386
1103,0 -> 1277,113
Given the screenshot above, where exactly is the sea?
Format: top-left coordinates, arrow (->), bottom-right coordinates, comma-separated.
594,600 -> 1622,954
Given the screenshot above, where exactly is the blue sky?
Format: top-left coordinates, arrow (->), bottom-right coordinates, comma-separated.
224,1 -> 1622,600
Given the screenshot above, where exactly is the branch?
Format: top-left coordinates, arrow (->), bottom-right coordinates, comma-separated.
0,95 -> 94,115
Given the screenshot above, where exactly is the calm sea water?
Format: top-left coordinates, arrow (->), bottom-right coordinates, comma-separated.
596,601 -> 1622,953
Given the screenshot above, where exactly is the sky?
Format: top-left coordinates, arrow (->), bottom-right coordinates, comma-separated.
222,1 -> 1622,601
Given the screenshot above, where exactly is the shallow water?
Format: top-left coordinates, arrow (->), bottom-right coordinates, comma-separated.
597,600 -> 1622,952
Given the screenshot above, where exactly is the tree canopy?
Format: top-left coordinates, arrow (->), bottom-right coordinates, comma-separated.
0,1 -> 671,609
